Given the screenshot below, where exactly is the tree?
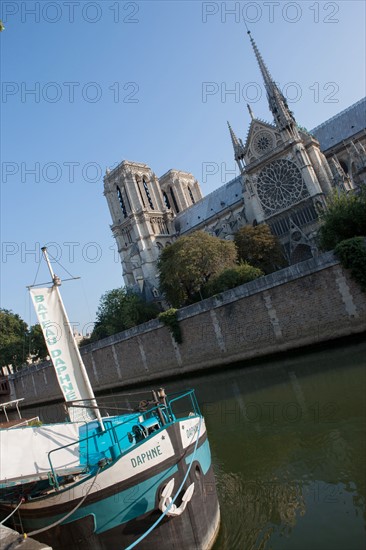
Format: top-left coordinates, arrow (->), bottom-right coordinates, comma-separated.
29,324 -> 48,361
234,224 -> 286,274
89,288 -> 159,342
158,231 -> 238,307
204,262 -> 263,297
335,237 -> 366,291
318,189 -> 366,250
0,309 -> 28,369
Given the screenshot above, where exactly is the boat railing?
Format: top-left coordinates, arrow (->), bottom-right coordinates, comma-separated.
8,416 -> 40,429
167,389 -> 201,418
0,398 -> 25,423
47,413 -> 140,487
47,390 -> 201,489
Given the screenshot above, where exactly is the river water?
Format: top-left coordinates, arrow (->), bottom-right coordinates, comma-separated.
29,339 -> 366,550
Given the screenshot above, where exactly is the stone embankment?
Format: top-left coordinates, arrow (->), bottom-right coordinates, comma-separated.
3,252 -> 366,407
0,525 -> 52,549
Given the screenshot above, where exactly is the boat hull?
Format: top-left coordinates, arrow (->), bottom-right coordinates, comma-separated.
1,420 -> 220,550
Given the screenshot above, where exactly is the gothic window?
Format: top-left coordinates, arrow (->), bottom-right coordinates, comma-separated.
161,219 -> 169,234
124,187 -> 132,211
143,177 -> 154,210
269,218 -> 290,237
340,160 -> 349,174
163,192 -> 171,209
269,203 -> 317,236
252,131 -> 275,157
117,186 -> 127,218
136,176 -> 146,207
122,226 -> 133,245
257,159 -> 309,215
292,204 -> 317,227
188,186 -> 195,204
170,187 -> 180,213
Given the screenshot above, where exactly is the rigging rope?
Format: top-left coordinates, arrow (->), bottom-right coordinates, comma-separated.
44,249 -> 75,280
31,252 -> 43,287
124,416 -> 203,550
22,466 -> 102,539
0,497 -> 24,525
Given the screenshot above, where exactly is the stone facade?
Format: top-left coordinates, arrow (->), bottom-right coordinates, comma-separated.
104,161 -> 202,299
104,34 -> 366,297
5,253 -> 366,409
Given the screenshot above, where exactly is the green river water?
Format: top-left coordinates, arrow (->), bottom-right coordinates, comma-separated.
30,338 -> 366,550
190,340 -> 365,550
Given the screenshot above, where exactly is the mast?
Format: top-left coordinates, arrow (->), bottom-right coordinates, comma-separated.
34,247 -> 104,430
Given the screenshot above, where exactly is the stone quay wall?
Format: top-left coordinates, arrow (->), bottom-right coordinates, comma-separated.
5,252 -> 366,408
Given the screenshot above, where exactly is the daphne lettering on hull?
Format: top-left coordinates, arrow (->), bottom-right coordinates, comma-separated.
131,445 -> 163,467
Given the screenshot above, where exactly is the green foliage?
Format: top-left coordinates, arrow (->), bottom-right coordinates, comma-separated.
0,310 -> 50,369
89,288 -> 159,342
158,308 -> 182,344
234,224 -> 286,274
158,231 -> 238,307
318,190 -> 366,250
0,309 -> 28,369
204,262 -> 263,297
29,324 -> 48,361
28,419 -> 43,427
335,237 -> 366,291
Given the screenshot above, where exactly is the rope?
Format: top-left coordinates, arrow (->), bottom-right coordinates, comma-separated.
45,249 -> 75,280
0,497 -> 24,525
124,416 -> 203,550
31,253 -> 43,287
23,466 -> 102,539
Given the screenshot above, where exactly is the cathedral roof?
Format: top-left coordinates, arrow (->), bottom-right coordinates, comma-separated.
311,97 -> 366,151
175,176 -> 243,234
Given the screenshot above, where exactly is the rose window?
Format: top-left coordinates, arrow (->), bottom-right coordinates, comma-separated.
252,131 -> 275,156
257,159 -> 309,215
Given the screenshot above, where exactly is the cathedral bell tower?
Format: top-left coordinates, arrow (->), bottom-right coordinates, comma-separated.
104,160 -> 175,300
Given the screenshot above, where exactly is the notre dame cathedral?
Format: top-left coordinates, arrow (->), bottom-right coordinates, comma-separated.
104,32 -> 366,301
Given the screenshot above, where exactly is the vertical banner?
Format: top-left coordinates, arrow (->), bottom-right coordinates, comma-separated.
30,287 -> 96,423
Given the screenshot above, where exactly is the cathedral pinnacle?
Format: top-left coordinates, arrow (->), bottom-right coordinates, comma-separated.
247,103 -> 255,120
246,30 -> 298,135
227,121 -> 240,148
227,121 -> 245,173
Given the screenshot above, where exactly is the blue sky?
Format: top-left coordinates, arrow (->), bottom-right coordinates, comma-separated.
1,0 -> 365,332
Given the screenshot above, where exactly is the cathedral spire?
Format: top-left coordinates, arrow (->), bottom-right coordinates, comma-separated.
247,31 -> 298,135
227,121 -> 245,173
248,31 -> 274,95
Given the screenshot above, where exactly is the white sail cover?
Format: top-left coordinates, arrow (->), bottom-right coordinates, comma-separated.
30,287 -> 96,423
0,422 -> 82,482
